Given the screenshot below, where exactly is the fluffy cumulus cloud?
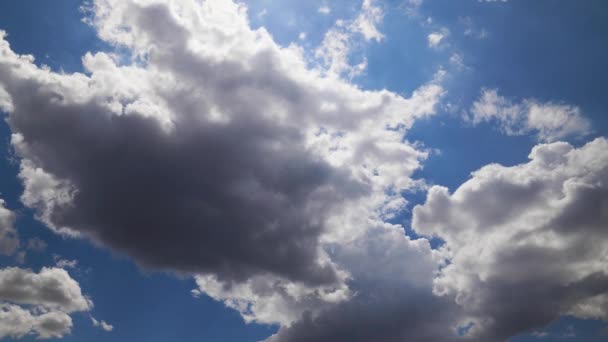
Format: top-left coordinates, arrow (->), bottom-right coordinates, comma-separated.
0,0 -> 442,306
0,267 -> 93,339
427,29 -> 449,49
0,0 -> 460,340
0,199 -> 19,256
468,89 -> 591,142
1,0 -> 604,341
413,138 -> 608,341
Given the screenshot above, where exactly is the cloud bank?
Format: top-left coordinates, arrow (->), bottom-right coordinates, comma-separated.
0,0 -> 606,341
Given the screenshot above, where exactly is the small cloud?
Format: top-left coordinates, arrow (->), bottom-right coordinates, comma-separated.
532,331 -> 549,338
468,89 -> 592,142
401,0 -> 423,17
191,288 -> 203,298
449,53 -> 465,69
460,16 -> 489,39
298,32 -> 307,40
318,5 -> 331,15
427,31 -> 445,48
27,237 -> 47,253
257,8 -> 267,19
562,325 -> 576,338
351,0 -> 384,42
15,251 -> 26,264
53,254 -> 79,269
91,316 -> 114,332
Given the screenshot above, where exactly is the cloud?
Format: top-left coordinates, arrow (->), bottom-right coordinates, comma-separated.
314,0 -> 384,78
413,138 -> 608,340
401,0 -> 424,17
0,0 -> 442,293
1,0 -> 605,341
53,255 -> 79,269
0,303 -> 73,340
0,267 -> 93,339
262,225 -> 464,342
427,28 -> 449,49
449,53 -> 465,69
0,267 -> 92,313
27,237 -> 47,253
468,89 -> 592,142
351,0 -> 384,42
91,316 -> 114,332
0,199 -> 19,256
1,1 -> 478,340
460,16 -> 489,39
318,5 -> 331,15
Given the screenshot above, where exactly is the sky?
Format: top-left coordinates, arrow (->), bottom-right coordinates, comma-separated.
0,0 -> 607,341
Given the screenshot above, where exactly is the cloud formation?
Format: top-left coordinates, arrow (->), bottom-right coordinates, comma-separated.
0,0 -> 441,290
1,0 -> 605,341
315,0 -> 384,78
0,199 -> 19,256
468,89 -> 591,142
413,138 -> 608,340
0,267 -> 93,339
91,316 -> 114,332
428,30 -> 448,49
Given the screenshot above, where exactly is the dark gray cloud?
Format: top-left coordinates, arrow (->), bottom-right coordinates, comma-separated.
5,64 -> 358,285
267,291 -> 460,342
0,0 -> 442,290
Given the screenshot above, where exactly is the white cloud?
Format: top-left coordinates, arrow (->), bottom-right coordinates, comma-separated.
315,0 -> 384,78
461,16 -> 489,39
53,255 -> 79,269
0,303 -> 73,340
413,138 -> 608,340
351,0 -> 384,42
427,28 -> 449,49
0,267 -> 92,313
449,53 -> 465,69
401,0 -> 424,17
0,267 -> 93,339
91,316 -> 114,332
469,89 -> 592,142
318,5 -> 331,15
0,199 -> 19,256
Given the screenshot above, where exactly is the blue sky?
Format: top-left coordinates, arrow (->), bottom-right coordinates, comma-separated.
0,0 -> 607,341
